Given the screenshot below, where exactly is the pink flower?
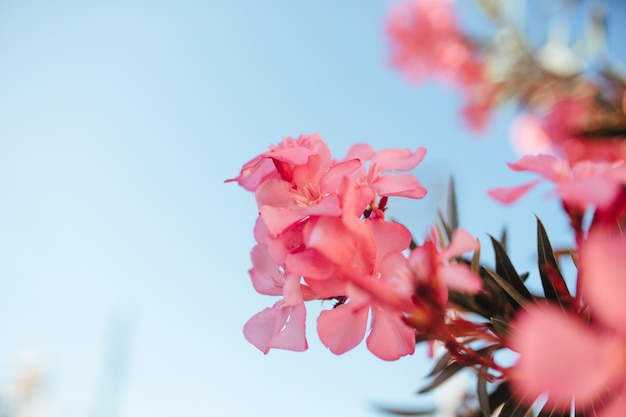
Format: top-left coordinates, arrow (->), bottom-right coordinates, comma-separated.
511,98 -> 626,165
314,215 -> 416,361
488,154 -> 626,210
509,303 -> 625,413
244,301 -> 309,354
309,187 -> 417,360
243,244 -> 317,354
509,232 -> 626,415
316,283 -> 416,361
461,81 -> 496,132
225,133 -> 331,191
387,0 -> 493,131
509,113 -> 554,156
387,0 -> 473,84
341,143 -> 427,200
579,231 -> 626,336
231,135 -> 434,359
253,147 -> 362,237
407,228 -> 482,305
348,228 -> 482,331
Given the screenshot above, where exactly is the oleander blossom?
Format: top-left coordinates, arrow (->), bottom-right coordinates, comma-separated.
387,0 -> 493,130
387,0 -> 474,83
509,97 -> 626,164
228,134 -> 430,360
509,232 -> 626,416
487,153 -> 626,211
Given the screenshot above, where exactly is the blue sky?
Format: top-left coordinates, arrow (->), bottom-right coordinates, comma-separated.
0,1 -> 620,417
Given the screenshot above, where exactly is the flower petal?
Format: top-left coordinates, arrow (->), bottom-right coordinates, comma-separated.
557,176 -> 620,209
508,154 -> 569,182
440,228 -> 478,260
373,173 -> 427,199
317,303 -> 368,355
366,306 -> 415,360
487,180 -> 541,204
371,147 -> 427,172
249,244 -> 283,296
244,301 -> 308,354
439,263 -> 482,294
510,303 -> 624,409
580,233 -> 626,334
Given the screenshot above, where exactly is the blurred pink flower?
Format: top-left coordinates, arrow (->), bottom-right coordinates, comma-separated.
510,232 -> 626,415
513,98 -> 626,165
387,0 -> 493,131
488,154 -> 626,210
509,303 -> 625,413
509,113 -> 554,155
387,0 -> 473,83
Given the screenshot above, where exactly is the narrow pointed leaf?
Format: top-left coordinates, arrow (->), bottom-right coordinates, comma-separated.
538,402 -> 570,417
477,366 -> 491,417
498,399 -> 531,417
418,361 -> 465,394
437,208 -> 453,244
489,383 -> 512,414
448,176 -> 459,231
484,268 -> 532,308
471,244 -> 481,274
490,316 -> 510,338
536,217 -> 573,310
375,406 -> 436,416
434,224 -> 447,250
489,236 -> 533,304
427,352 -> 452,377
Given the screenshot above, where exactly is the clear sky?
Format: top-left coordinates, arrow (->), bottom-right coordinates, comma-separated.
0,1 -> 622,417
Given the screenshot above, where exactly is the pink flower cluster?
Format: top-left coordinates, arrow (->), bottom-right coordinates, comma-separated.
227,134 -> 482,360
386,0 -> 494,131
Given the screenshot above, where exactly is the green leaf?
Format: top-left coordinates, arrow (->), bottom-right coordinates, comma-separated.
468,383 -> 511,417
471,243 -> 481,274
477,0 -> 503,20
374,405 -> 436,416
477,366 -> 491,417
490,383 -> 512,412
489,236 -> 534,306
499,227 -> 508,252
437,208 -> 453,244
536,217 -> 574,310
484,267 -> 533,309
537,402 -> 570,417
490,316 -> 510,338
447,176 -> 459,232
497,398 -> 531,417
426,352 -> 452,377
418,361 -> 465,394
